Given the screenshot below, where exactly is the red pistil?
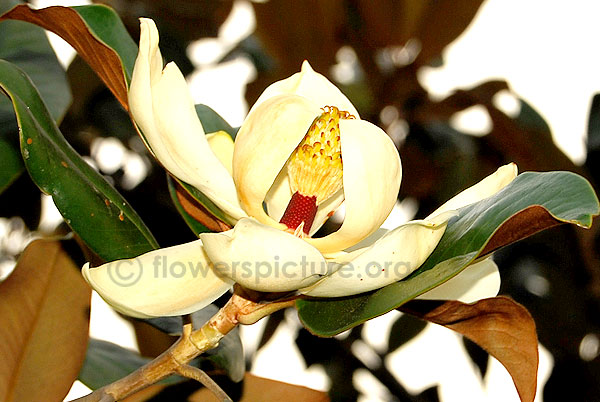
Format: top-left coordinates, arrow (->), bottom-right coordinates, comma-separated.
279,192 -> 318,235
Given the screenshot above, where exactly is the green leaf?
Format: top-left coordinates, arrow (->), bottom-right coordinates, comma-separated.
0,59 -> 158,260
0,136 -> 23,193
71,4 -> 137,84
516,98 -> 552,135
0,0 -> 71,128
0,0 -> 72,192
297,171 -> 600,336
79,339 -> 180,390
0,4 -> 135,110
195,104 -> 238,139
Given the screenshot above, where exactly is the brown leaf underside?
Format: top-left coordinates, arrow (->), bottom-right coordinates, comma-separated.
0,4 -> 129,110
401,296 -> 538,402
174,179 -> 231,232
481,205 -> 561,256
0,240 -> 91,402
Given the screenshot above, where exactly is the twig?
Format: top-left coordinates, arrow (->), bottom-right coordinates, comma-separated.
176,364 -> 233,401
71,289 -> 296,401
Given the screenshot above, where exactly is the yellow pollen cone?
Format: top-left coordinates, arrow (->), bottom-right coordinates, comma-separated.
287,106 -> 353,204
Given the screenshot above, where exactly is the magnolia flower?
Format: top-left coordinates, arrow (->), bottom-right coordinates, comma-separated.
82,18 -> 518,318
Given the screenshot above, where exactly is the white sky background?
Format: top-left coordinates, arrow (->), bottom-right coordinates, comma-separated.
26,0 -> 600,400
420,0 -> 600,164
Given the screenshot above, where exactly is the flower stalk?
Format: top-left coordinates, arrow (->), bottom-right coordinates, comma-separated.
72,288 -> 294,401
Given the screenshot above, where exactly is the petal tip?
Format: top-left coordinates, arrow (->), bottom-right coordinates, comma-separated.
301,60 -> 314,72
161,61 -> 185,82
139,17 -> 157,38
499,162 -> 518,176
139,17 -> 156,29
80,262 -> 91,283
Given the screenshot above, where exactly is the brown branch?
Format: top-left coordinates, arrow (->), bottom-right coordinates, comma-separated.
71,288 -> 296,401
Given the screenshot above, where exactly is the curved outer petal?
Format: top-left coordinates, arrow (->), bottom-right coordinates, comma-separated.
129,19 -> 245,221
306,119 -> 402,254
427,163 -> 518,219
249,61 -> 359,119
417,258 -> 500,303
301,213 -> 451,297
233,95 -> 321,228
200,218 -> 330,292
82,241 -> 233,318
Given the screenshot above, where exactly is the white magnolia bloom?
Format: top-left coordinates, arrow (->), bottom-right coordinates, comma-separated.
82,19 -> 518,318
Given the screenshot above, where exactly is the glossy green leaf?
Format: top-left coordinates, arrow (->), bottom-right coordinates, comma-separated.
71,4 -> 137,84
0,60 -> 158,260
0,137 -> 23,193
297,171 -> 600,336
0,4 -> 134,109
195,104 -> 238,139
0,0 -> 71,192
516,98 -> 552,135
0,0 -> 71,131
79,339 -> 180,390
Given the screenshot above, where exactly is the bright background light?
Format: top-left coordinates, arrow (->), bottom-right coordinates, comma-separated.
419,0 -> 600,165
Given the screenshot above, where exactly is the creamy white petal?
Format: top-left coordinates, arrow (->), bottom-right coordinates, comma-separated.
127,19 -> 163,157
417,258 -> 500,303
206,131 -> 234,175
427,163 -> 518,219
82,240 -> 233,318
129,19 -> 245,221
233,95 -> 320,229
345,227 -> 390,252
264,166 -> 293,222
302,218 -> 449,297
306,118 -> 401,253
249,61 -> 359,118
150,63 -> 245,220
200,218 -> 330,292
